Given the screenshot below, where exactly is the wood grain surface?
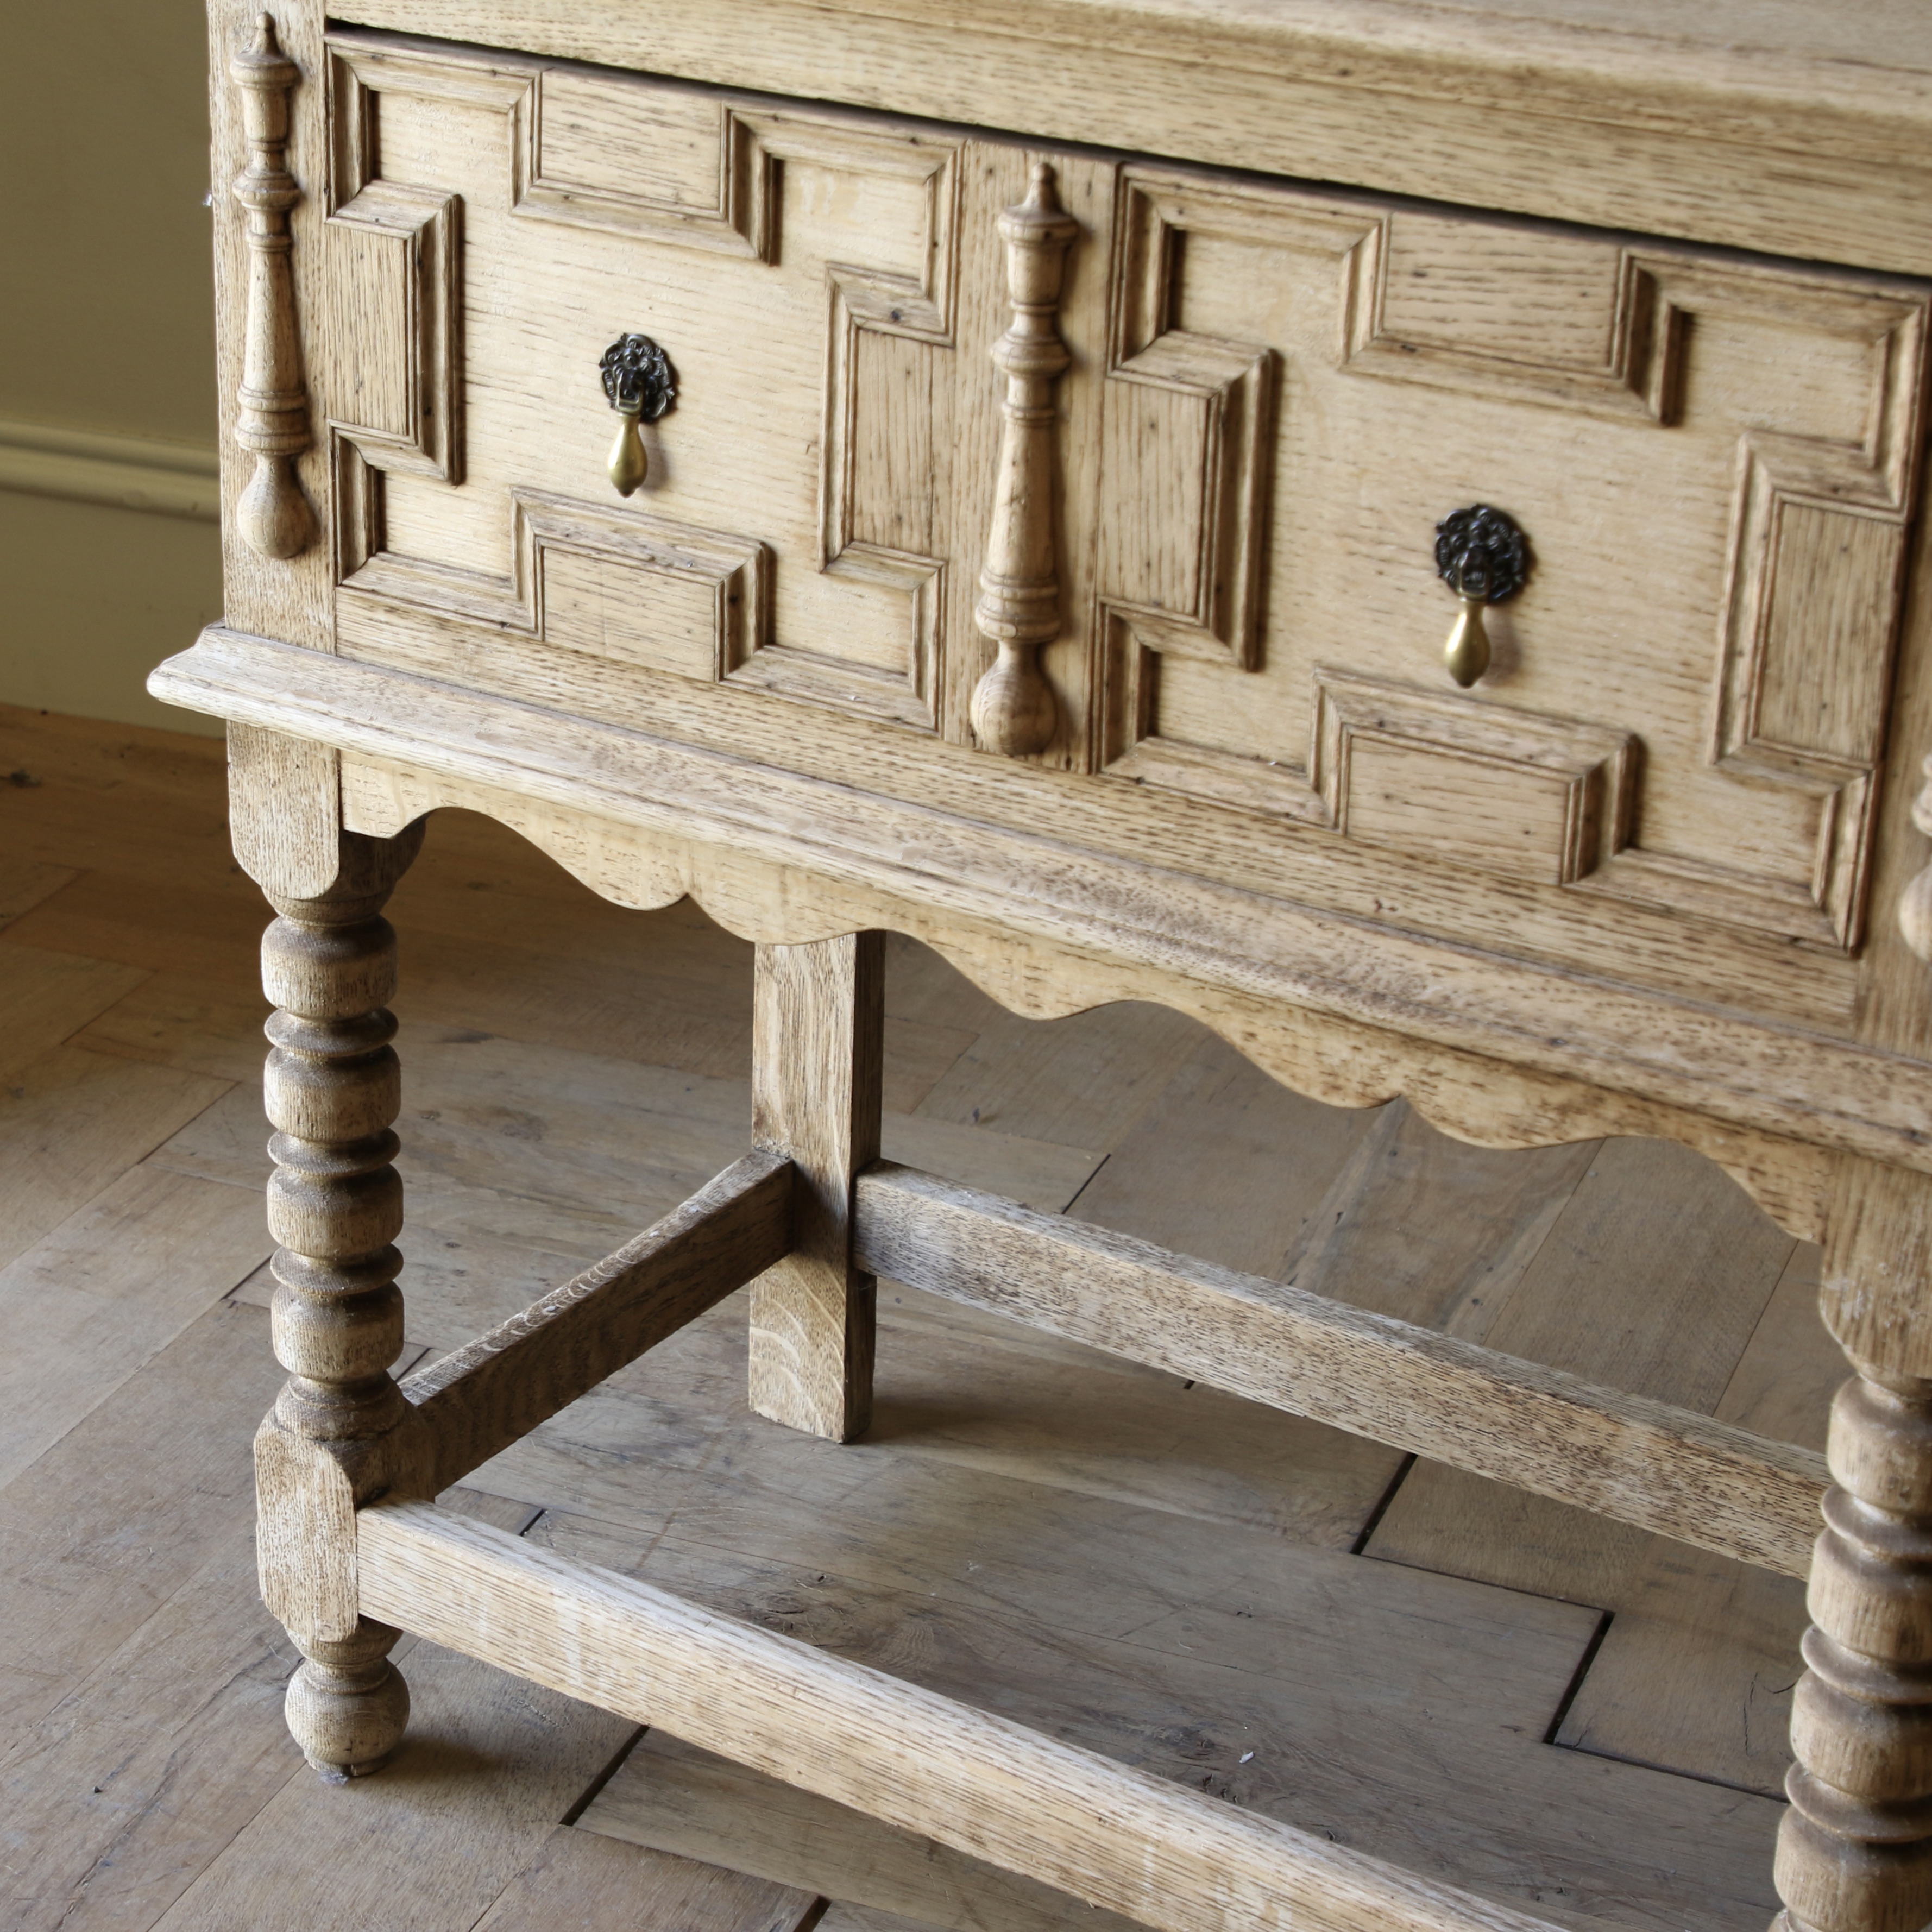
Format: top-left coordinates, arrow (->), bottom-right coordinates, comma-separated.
402,1149 -> 792,1490
853,1161 -> 1827,1573
342,0 -> 1932,277
747,935 -> 886,1443
358,1498 -> 1572,1932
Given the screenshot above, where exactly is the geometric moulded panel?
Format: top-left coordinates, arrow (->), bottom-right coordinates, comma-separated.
326,181 -> 463,484
324,34 -> 966,737
1096,165 -> 1929,954
1099,334 -> 1274,670
518,490 -> 768,683
1313,670 -> 1637,888
527,75 -> 961,734
1602,262 -> 1928,952
515,71 -> 766,256
526,84 -> 962,733
793,117 -> 958,735
1106,664 -> 1638,891
323,37 -> 519,581
1096,172 -> 1303,681
1343,212 -> 1680,421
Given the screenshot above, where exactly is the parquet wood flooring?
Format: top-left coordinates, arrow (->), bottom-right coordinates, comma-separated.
0,703 -> 1836,1930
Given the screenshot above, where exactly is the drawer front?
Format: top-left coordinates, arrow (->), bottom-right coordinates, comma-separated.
309,31 -> 1930,1027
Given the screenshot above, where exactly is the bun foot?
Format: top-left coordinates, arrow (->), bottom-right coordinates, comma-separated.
286,1621 -> 410,1780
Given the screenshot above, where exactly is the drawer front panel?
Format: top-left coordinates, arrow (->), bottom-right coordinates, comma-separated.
326,36 -> 998,734
1096,176 -> 1924,960
314,32 -> 1931,1025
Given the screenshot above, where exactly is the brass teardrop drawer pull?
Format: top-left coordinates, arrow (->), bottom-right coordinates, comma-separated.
599,333 -> 677,496
1434,504 -> 1528,687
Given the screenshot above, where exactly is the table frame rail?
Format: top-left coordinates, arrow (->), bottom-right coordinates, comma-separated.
357,1494 -> 1565,1932
293,1144 -> 1832,1932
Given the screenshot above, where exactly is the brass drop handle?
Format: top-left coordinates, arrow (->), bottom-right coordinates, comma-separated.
1434,504 -> 1528,687
599,332 -> 677,497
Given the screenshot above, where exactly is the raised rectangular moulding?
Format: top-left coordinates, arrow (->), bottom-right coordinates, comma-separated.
326,181 -> 463,483
517,71 -> 768,255
519,490 -> 769,682
1107,669 -> 1636,889
524,493 -> 939,727
1312,670 -> 1637,888
1097,334 -> 1274,672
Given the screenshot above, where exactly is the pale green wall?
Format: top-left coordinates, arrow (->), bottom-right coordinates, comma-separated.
0,0 -> 226,736
0,495 -> 226,734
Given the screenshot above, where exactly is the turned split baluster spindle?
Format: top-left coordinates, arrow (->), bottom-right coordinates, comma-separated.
970,161 -> 1078,758
1777,1364 -> 1932,1932
1895,764 -> 1932,965
1776,836 -> 1932,1932
255,828 -> 422,1778
230,12 -> 315,559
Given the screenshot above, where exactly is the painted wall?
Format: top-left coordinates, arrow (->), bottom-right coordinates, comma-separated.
0,0 -> 226,735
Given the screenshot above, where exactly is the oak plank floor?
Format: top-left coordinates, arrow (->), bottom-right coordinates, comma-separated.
0,703 -> 1826,1929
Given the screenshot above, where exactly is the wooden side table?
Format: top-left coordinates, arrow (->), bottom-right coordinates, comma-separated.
153,4 -> 1932,1927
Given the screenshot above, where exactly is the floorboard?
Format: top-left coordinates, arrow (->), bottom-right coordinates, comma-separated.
0,942 -> 148,1078
468,1828 -> 822,1932
0,1163 -> 269,1487
587,1730 -> 1142,1932
1550,1245 -> 1837,1795
0,859 -> 83,930
0,1302 -> 280,1739
146,1638 -> 635,1932
0,1044 -> 230,1271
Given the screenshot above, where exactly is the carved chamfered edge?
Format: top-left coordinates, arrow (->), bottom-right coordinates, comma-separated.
1897,761 -> 1932,959
231,13 -> 316,559
971,162 -> 1079,758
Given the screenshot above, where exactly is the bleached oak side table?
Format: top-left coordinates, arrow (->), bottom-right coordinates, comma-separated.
152,4 -> 1932,1928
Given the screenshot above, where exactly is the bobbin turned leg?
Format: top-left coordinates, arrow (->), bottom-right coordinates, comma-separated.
253,825 -> 425,1781
746,932 -> 885,1443
1778,1160 -> 1932,1932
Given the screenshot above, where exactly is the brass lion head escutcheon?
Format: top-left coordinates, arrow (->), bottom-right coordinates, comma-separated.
1434,505 -> 1530,687
599,333 -> 677,496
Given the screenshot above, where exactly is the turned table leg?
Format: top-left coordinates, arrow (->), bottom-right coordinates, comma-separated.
253,827 -> 423,1780
747,932 -> 885,1443
1779,1165 -> 1932,1932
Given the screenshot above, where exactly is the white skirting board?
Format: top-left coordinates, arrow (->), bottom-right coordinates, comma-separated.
0,417 -> 219,523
